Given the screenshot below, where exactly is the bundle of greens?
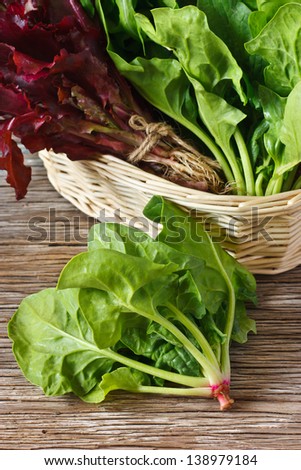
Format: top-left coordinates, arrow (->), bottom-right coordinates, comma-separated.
81,0 -> 301,196
8,197 -> 256,410
0,0 -> 222,200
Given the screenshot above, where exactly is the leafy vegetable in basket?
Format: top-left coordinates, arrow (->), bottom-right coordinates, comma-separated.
0,0 -> 222,200
81,0 -> 301,195
8,196 -> 257,410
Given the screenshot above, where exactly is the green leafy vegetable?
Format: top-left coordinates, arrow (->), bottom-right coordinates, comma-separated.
78,0 -> 301,195
8,196 -> 256,410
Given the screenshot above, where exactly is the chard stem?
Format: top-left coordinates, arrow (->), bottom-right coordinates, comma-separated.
189,124 -> 235,186
234,129 -> 255,195
255,172 -> 265,196
133,306 -> 222,384
265,173 -> 283,195
204,233 -> 235,379
223,142 -> 246,195
107,304 -> 221,385
165,301 -> 221,376
100,348 -> 208,388
146,310 -> 223,385
135,385 -> 212,397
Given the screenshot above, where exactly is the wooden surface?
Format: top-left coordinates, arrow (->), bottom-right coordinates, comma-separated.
1,157 -> 301,450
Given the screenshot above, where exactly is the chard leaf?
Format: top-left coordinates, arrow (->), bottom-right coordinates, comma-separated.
88,222 -> 204,272
199,313 -> 227,348
149,342 -> 201,377
136,7 -> 245,100
78,288 -> 133,349
196,0 -> 253,68
8,284 -> 207,402
135,6 -> 247,155
97,368 -> 151,401
231,301 -> 257,344
58,247 -> 191,333
88,222 -> 151,254
146,322 -> 184,347
245,4 -> 301,96
248,1 -> 301,37
278,81 -> 301,174
175,271 -> 206,319
143,195 -> 257,379
256,81 -> 301,177
143,195 -> 257,313
58,248 -> 178,310
189,78 -> 246,164
81,367 -> 152,403
259,85 -> 286,158
85,294 -> 204,381
195,0 -> 265,90
121,324 -> 201,377
8,288 -> 115,398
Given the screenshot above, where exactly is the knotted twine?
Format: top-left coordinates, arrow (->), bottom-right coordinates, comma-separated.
127,115 -> 224,194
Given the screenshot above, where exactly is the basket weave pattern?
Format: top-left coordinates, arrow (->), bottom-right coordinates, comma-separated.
39,149 -> 301,275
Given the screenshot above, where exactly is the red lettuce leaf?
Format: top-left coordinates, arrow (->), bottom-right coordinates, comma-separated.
0,126 -> 31,199
0,83 -> 30,115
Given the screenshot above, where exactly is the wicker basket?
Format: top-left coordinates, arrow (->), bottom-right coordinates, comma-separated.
39,149 -> 301,275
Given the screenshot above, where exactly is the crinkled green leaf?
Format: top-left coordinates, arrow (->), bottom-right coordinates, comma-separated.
121,323 -> 201,377
245,4 -> 301,96
88,222 -> 204,272
248,1 -> 301,37
174,271 -> 206,319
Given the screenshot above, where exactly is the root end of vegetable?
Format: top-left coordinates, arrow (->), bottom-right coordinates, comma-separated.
212,382 -> 234,411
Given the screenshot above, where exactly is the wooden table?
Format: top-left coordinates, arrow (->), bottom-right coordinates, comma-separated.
1,158 -> 301,450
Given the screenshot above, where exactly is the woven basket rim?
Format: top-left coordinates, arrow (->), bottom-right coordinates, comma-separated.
39,149 -> 301,205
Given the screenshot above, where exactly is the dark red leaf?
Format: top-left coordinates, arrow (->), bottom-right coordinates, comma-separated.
0,127 -> 31,199
0,84 -> 30,115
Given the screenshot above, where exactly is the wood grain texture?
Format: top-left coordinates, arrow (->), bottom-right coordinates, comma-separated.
1,158 -> 301,450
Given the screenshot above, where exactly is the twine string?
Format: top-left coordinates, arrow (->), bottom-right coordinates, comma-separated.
128,114 -> 224,193
128,115 -> 172,164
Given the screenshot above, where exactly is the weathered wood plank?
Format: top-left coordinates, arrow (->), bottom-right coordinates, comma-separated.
1,160 -> 301,450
